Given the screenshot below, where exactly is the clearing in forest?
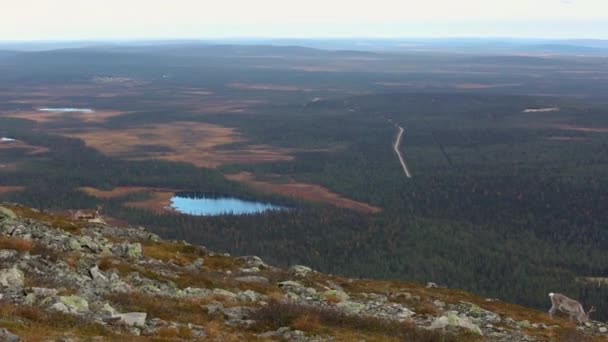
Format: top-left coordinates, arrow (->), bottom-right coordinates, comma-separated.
225,172 -> 382,214
64,121 -> 293,168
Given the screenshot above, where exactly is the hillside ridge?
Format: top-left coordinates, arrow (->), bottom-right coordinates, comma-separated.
0,203 -> 605,341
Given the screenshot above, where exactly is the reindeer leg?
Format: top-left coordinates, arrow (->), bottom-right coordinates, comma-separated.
548,305 -> 556,319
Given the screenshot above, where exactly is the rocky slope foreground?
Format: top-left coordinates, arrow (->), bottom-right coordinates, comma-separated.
0,203 -> 606,341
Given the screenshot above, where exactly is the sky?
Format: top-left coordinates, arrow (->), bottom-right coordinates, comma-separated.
1,0 -> 607,40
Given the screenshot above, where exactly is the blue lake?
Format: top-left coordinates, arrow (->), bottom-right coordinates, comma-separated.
170,195 -> 286,216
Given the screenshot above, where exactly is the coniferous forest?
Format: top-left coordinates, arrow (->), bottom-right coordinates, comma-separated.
2,43 -> 608,319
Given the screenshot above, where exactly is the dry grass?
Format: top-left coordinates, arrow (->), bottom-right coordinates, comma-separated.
254,300 -> 462,342
155,326 -> 193,339
227,83 -> 313,92
225,172 -> 382,214
0,236 -> 34,252
7,109 -> 126,124
79,186 -> 155,198
107,292 -> 212,326
125,191 -> 177,214
63,121 -> 293,168
0,303 -> 112,340
0,139 -> 49,155
0,186 -> 25,194
5,204 -> 82,234
142,240 -> 207,266
0,236 -> 61,262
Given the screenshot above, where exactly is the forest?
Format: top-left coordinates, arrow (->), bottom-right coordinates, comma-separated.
1,43 -> 608,319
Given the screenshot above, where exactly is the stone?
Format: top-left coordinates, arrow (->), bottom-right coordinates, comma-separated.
114,312 -> 147,327
237,290 -> 261,302
24,292 -> 36,305
212,288 -> 237,298
127,243 -> 143,258
90,265 -> 108,282
59,295 -> 89,313
0,328 -> 20,342
222,307 -> 249,322
429,312 -> 483,336
289,265 -> 312,277
517,320 -> 531,329
79,236 -> 100,252
0,206 -> 17,219
236,256 -> 267,268
599,327 -> 607,333
336,301 -> 366,314
31,287 -> 59,297
101,303 -> 118,317
426,282 -> 439,288
179,287 -> 211,298
234,276 -> 269,284
191,258 -> 204,268
51,302 -> 69,313
278,280 -> 303,289
319,289 -> 349,302
433,300 -> 446,308
241,267 -> 260,273
0,250 -> 17,259
0,266 -> 24,288
203,301 -> 224,315
66,238 -> 82,251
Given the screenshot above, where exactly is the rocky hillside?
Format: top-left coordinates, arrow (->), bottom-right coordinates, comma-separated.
0,203 -> 606,341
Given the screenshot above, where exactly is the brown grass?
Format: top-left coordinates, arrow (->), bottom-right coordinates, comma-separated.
0,186 -> 25,194
7,109 -> 126,124
142,240 -> 207,266
0,139 -> 49,155
452,83 -> 521,89
124,191 -> 177,214
228,83 -> 313,92
0,236 -> 34,252
546,136 -> 588,141
225,172 -> 382,214
64,121 -> 293,168
5,204 -> 82,234
0,303 -> 112,340
79,186 -> 156,198
107,292 -> 211,325
254,301 -> 462,342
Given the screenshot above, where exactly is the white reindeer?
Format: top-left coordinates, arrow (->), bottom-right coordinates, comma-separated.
548,292 -> 595,323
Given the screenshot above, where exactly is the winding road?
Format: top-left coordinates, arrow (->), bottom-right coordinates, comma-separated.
393,124 -> 412,178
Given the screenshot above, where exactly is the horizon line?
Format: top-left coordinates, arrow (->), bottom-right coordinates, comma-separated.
1,36 -> 608,43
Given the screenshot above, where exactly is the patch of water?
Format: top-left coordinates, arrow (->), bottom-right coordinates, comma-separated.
38,108 -> 95,113
170,194 -> 286,216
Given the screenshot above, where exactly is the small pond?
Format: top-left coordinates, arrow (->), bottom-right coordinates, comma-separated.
169,194 -> 286,216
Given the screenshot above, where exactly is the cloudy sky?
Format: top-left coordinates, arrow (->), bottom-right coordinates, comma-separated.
1,0 -> 607,40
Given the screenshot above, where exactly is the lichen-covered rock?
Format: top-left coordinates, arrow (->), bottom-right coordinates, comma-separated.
289,265 -> 313,277
234,276 -> 269,284
318,289 -> 349,302
336,301 -> 366,314
59,295 -> 89,313
0,328 -> 20,342
114,312 -> 147,327
429,312 -> 483,336
0,266 -> 24,288
127,243 -> 143,258
0,206 -> 17,219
